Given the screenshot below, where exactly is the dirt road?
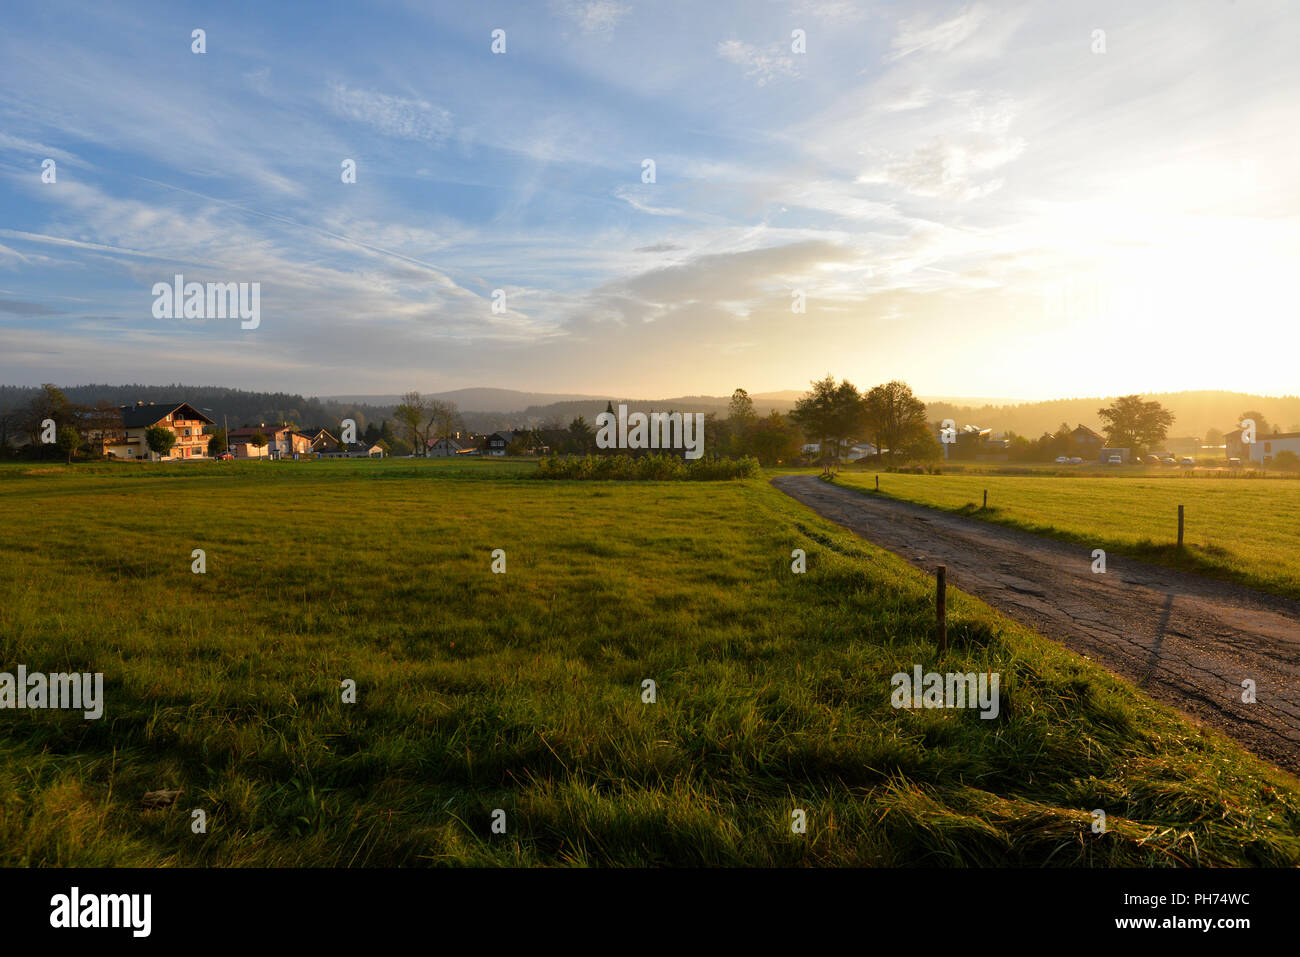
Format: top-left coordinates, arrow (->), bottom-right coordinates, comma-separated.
772,475 -> 1300,774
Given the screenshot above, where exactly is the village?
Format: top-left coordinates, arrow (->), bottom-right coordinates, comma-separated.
6,392 -> 1300,471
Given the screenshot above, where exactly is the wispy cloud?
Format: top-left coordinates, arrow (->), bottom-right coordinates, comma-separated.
716,39 -> 800,86
551,0 -> 630,35
888,5 -> 988,61
328,83 -> 453,143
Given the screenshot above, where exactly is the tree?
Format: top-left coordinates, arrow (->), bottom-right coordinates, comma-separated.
568,416 -> 595,454
363,422 -> 381,444
1097,396 -> 1174,452
727,388 -> 757,457
727,388 -> 756,423
1240,410 -> 1271,438
208,426 -> 228,456
896,419 -> 942,462
789,375 -> 866,469
394,392 -> 429,454
249,430 -> 268,459
864,380 -> 929,463
82,400 -> 123,456
1274,450 -> 1299,471
424,399 -> 460,448
145,424 -> 177,460
56,425 -> 81,464
748,410 -> 802,465
21,383 -> 78,452
1205,427 -> 1225,447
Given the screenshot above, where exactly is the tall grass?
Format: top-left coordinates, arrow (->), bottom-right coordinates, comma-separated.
0,458 -> 1295,866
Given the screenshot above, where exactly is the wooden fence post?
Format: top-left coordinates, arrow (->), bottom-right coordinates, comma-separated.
983,489 -> 988,509
936,565 -> 947,653
1178,505 -> 1184,548
875,474 -> 879,491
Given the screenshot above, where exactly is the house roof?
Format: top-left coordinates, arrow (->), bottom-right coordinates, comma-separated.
228,424 -> 296,439
430,436 -> 473,450
1072,425 -> 1104,440
119,402 -> 214,429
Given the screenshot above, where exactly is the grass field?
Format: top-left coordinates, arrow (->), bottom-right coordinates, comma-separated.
1,457 -> 1298,866
833,470 -> 1300,600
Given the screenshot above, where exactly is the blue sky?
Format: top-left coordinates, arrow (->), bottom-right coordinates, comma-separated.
2,0 -> 1297,399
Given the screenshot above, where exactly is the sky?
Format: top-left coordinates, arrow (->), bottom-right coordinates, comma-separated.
1,0 -> 1297,401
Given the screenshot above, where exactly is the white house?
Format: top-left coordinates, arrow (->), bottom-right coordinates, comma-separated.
1248,432 -> 1300,465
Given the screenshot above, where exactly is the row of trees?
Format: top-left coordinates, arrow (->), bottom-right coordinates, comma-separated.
788,376 -> 937,468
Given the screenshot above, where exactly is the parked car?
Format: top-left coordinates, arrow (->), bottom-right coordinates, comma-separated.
1161,456 -> 1177,466
1068,456 -> 1083,465
1143,454 -> 1162,465
1228,457 -> 1243,468
216,452 -> 234,460
1055,456 -> 1068,464
1106,454 -> 1122,464
1180,457 -> 1195,467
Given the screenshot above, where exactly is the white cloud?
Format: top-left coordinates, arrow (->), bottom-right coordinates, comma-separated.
328,84 -> 453,143
888,5 -> 988,61
716,39 -> 799,86
551,0 -> 631,35
614,186 -> 686,217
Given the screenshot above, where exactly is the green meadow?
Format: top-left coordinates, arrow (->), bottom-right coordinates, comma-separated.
833,470 -> 1300,600
1,458 -> 1297,866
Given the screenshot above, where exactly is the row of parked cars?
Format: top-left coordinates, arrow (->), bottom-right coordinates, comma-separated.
1054,454 -> 1242,468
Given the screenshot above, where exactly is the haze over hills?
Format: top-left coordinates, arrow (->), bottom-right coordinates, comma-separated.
319,388 -> 809,414
3,384 -> 1298,442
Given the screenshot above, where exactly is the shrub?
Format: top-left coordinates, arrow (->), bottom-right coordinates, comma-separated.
1274,450 -> 1299,472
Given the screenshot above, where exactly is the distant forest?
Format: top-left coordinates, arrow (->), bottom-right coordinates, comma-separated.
0,384 -> 1296,440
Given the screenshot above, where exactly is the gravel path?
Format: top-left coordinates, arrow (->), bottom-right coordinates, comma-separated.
773,474 -> 1300,774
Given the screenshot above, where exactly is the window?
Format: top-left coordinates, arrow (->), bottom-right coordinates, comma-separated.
1265,442 -> 1272,453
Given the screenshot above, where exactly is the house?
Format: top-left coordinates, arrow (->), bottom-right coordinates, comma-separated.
485,431 -> 516,456
802,439 -> 880,462
227,424 -> 314,460
1070,425 -> 1105,458
1248,432 -> 1300,466
1225,428 -> 1248,461
300,428 -> 339,453
845,442 -> 879,462
428,434 -> 480,456
103,401 -> 214,461
320,441 -> 385,459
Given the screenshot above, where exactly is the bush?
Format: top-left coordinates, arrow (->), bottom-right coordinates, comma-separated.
535,454 -> 759,481
1274,450 -> 1299,471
